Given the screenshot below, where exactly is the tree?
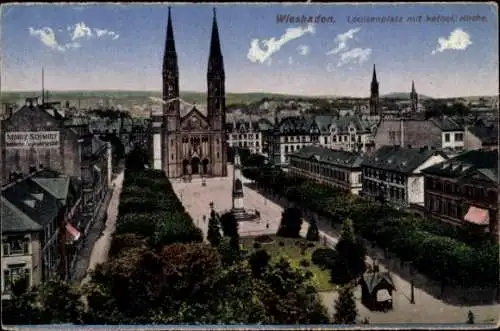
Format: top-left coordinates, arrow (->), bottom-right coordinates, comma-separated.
249,249 -> 271,278
334,219 -> 366,282
220,211 -> 239,238
276,207 -> 303,238
207,211 -> 222,247
306,217 -> 320,241
333,285 -> 358,324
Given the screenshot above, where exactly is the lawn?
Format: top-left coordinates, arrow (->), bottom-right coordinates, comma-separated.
241,235 -> 336,292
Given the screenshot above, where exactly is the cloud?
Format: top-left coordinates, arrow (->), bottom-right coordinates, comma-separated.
247,23 -> 315,64
326,27 -> 361,55
337,48 -> 372,67
288,56 -> 293,65
71,22 -> 93,41
94,28 -> 120,40
29,27 -> 81,52
30,22 -> 119,52
326,63 -> 335,73
297,45 -> 310,56
432,28 -> 472,54
68,22 -> 120,41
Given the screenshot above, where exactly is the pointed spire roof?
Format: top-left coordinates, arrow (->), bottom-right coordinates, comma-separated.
372,64 -> 377,83
208,8 -> 224,76
164,7 -> 176,55
411,80 -> 416,92
209,8 -> 222,59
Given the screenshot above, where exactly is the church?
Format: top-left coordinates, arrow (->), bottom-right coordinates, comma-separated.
152,8 -> 228,178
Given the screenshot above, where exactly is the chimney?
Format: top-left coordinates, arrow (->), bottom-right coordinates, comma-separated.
400,118 -> 404,147
107,142 -> 112,187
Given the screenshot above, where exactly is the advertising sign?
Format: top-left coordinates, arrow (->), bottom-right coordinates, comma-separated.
5,131 -> 60,149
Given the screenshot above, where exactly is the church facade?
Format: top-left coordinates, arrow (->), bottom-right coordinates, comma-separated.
152,8 -> 227,178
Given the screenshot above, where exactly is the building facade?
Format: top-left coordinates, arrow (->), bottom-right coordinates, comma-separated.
361,146 -> 447,207
373,117 -> 464,153
289,145 -> 364,195
225,118 -> 272,154
421,150 -> 498,236
152,8 -> 227,178
1,169 -> 82,300
464,122 -> 498,151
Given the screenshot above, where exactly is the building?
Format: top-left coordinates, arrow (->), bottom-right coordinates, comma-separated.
421,150 -> 498,236
1,98 -> 111,238
360,272 -> 395,311
361,146 -> 448,207
373,116 -> 464,154
263,115 -> 321,167
225,118 -> 272,154
288,145 -> 364,195
152,8 -> 227,178
1,169 -> 82,300
464,122 -> 498,151
263,114 -> 376,167
369,65 -> 380,116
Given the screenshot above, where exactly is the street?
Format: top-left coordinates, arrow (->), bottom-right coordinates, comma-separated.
171,165 -> 499,324
81,170 -> 124,286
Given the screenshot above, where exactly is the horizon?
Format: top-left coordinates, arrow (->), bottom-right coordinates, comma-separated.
1,3 -> 498,98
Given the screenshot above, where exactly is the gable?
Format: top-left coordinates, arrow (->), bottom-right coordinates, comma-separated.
180,108 -> 209,131
5,105 -> 60,131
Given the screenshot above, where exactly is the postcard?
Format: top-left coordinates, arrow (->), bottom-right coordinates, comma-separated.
0,2 -> 498,328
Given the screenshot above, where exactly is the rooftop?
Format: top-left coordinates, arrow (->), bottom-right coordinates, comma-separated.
362,145 -> 447,174
290,145 -> 364,169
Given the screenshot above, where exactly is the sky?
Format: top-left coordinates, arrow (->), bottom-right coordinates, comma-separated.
1,2 -> 498,98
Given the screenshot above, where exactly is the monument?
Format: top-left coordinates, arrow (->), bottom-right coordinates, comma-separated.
231,150 -> 259,222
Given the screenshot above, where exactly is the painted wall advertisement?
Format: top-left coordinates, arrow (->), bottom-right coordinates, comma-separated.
5,131 -> 60,149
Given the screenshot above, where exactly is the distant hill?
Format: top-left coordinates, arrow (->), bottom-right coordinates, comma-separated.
382,92 -> 432,100
0,90 -> 321,107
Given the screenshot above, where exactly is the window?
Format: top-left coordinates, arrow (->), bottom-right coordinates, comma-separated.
3,237 -> 30,256
444,133 -> 450,142
455,133 -> 463,141
170,139 -> 174,146
216,139 -> 220,145
171,153 -> 174,160
217,152 -> 220,158
285,145 -> 289,153
332,136 -> 337,142
3,265 -> 30,294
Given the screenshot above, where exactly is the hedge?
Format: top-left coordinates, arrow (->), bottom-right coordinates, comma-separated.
250,166 -> 498,288
112,168 -> 202,253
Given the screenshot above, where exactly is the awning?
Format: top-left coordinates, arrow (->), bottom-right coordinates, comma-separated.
65,223 -> 81,242
464,206 -> 489,226
376,289 -> 392,302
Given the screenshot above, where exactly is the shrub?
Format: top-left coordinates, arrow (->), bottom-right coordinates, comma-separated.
278,241 -> 285,247
311,248 -> 338,269
276,207 -> 302,238
254,235 -> 274,244
253,242 -> 262,249
249,249 -> 271,277
300,259 -> 310,268
307,242 -> 315,248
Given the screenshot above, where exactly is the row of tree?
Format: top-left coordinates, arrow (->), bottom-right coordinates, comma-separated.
245,166 -> 498,288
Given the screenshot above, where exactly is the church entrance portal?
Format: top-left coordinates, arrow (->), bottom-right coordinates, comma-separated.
202,159 -> 209,175
191,157 -> 200,175
182,160 -> 189,176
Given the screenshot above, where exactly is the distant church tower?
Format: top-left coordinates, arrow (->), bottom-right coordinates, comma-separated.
369,64 -> 380,116
154,8 -> 227,178
410,80 -> 418,112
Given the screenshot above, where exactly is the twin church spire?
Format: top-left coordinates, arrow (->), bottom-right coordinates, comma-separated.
162,7 -> 225,131
163,7 -> 224,79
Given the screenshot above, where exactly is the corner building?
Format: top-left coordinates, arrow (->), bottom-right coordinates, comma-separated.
153,8 -> 227,178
